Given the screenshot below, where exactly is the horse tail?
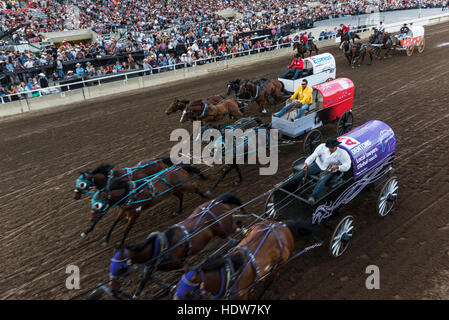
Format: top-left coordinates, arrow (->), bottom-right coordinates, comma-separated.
284,219 -> 315,240
217,192 -> 242,206
178,164 -> 207,180
160,157 -> 174,167
279,80 -> 285,93
217,192 -> 247,214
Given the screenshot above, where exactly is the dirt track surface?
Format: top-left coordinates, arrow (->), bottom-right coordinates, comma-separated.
1,22 -> 448,300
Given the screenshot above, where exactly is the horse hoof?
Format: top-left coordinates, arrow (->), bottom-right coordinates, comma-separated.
80,232 -> 87,238
261,109 -> 267,114
233,181 -> 242,186
102,241 -> 109,247
205,190 -> 213,197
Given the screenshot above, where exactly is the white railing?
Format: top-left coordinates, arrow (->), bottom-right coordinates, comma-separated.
0,41 -> 298,104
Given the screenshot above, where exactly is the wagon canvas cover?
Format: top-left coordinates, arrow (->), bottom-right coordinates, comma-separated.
337,120 -> 396,178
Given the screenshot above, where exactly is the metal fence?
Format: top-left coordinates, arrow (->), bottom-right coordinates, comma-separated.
0,25 -> 376,104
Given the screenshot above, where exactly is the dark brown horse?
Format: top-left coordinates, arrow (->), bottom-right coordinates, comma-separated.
368,33 -> 383,59
87,164 -> 208,247
165,95 -> 226,115
340,40 -> 354,66
180,98 -> 244,124
237,79 -> 285,113
174,219 -> 305,300
351,42 -> 374,67
337,29 -> 360,44
293,41 -> 319,58
197,117 -> 269,196
107,193 -> 246,299
380,32 -> 401,58
74,157 -> 173,200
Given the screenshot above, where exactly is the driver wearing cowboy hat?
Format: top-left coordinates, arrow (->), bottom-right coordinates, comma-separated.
301,138 -> 351,205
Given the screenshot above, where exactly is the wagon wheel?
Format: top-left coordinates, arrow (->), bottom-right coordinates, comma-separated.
377,176 -> 399,217
303,129 -> 322,155
329,215 -> 354,258
417,38 -> 425,53
406,45 -> 414,56
264,189 -> 278,219
86,288 -> 105,300
337,111 -> 354,136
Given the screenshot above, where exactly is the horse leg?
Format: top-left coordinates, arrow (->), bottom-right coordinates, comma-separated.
255,271 -> 279,300
104,208 -> 127,245
119,211 -> 139,248
232,164 -> 243,186
81,215 -> 103,238
206,165 -> 233,196
259,98 -> 268,113
359,53 -> 364,67
133,266 -> 153,299
173,191 -> 184,215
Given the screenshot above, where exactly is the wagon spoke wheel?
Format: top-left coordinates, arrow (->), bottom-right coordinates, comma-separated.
337,111 -> 353,136
417,38 -> 425,53
329,215 -> 354,258
264,189 -> 278,219
303,129 -> 322,155
377,176 -> 399,217
406,45 -> 414,56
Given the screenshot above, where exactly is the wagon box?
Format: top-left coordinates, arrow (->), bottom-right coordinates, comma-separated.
278,53 -> 336,92
265,120 -> 399,257
271,77 -> 354,147
338,120 -> 396,178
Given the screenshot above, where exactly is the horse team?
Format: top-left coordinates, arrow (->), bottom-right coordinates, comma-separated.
76,30 -> 407,299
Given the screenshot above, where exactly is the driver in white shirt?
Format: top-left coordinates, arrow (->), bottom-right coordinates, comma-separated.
301,137 -> 352,205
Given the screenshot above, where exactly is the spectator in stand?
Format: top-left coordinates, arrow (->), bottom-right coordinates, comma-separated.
128,54 -> 136,70
75,63 -> 85,77
0,85 -> 11,103
114,61 -> 123,73
8,85 -> 19,101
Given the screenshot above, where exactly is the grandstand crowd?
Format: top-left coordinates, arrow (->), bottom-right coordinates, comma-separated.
0,0 -> 447,101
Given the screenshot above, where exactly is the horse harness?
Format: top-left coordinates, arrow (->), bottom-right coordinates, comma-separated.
201,221 -> 286,299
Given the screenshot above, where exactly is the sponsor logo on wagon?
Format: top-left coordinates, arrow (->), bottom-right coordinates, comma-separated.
170,121 -> 279,175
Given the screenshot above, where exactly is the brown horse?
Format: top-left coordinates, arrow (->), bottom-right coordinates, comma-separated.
174,219 -> 305,300
351,42 -> 374,67
237,79 -> 285,113
87,164 -> 208,247
74,157 -> 173,200
337,29 -> 360,44
382,32 -> 402,58
293,41 -> 319,58
165,95 -> 226,115
106,193 -> 246,299
180,98 -> 244,124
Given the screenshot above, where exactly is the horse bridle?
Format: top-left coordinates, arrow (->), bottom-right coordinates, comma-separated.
239,81 -> 261,101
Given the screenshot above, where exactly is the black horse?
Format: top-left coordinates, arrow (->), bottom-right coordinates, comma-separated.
293,41 -> 319,58
196,117 -> 271,195
340,40 -> 354,66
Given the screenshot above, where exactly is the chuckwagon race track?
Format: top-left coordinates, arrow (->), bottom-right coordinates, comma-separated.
1,22 -> 448,300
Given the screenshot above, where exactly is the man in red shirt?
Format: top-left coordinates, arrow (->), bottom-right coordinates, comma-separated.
340,24 -> 352,39
300,32 -> 309,51
281,54 -> 304,80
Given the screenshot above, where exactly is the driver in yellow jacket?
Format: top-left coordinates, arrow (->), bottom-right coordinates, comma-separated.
274,79 -> 313,120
